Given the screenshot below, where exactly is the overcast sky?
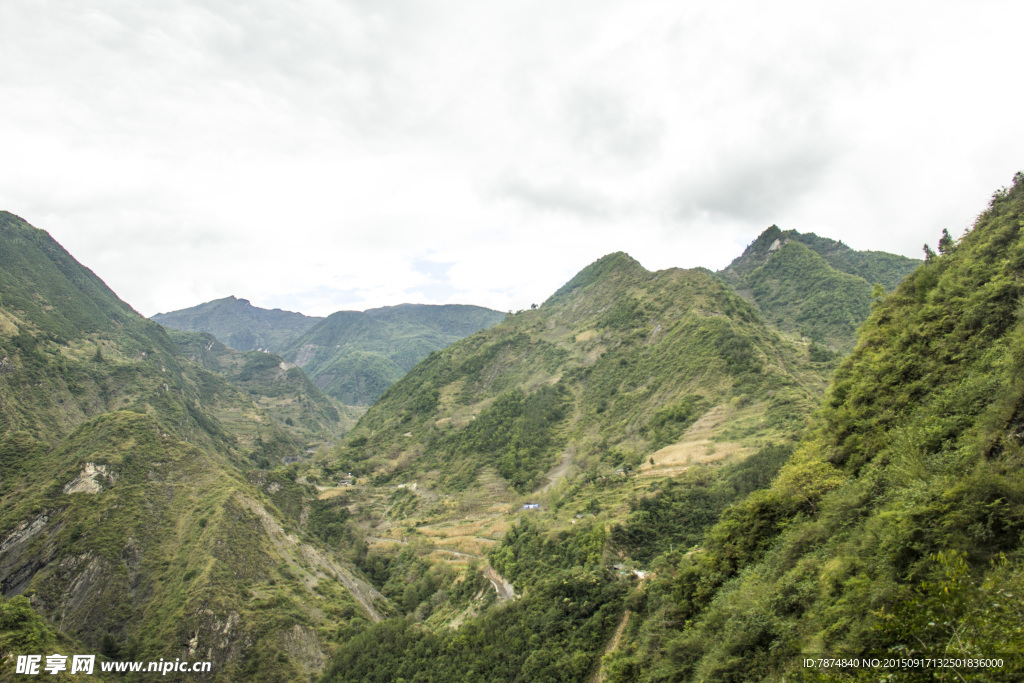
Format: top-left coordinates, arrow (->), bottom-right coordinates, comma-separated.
3,1 -> 1023,317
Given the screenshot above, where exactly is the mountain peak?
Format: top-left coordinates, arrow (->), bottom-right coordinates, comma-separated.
721,226 -> 871,285
152,297 -> 321,353
753,224 -> 784,246
548,252 -> 646,301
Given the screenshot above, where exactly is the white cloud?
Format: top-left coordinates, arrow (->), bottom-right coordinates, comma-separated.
2,0 -> 1022,316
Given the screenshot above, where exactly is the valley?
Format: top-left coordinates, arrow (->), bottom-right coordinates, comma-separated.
5,174 -> 1024,682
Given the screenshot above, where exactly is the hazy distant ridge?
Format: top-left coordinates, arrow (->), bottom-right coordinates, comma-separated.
151,295 -> 322,353
153,298 -> 506,406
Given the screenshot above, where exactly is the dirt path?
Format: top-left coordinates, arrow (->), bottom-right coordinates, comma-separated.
540,448 -> 574,492
482,565 -> 516,602
590,609 -> 631,683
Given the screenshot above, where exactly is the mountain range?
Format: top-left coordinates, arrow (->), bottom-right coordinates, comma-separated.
153,298 -> 506,406
316,179 -> 1024,681
717,225 -> 919,351
152,296 -> 322,354
5,168 -> 1021,683
0,211 -> 382,680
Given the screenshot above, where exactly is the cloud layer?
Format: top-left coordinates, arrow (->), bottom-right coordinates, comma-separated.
2,0 -> 1023,316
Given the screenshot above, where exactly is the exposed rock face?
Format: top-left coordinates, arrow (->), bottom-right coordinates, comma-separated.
282,624 -> 328,676
0,514 -> 49,557
63,463 -> 114,494
293,344 -> 318,367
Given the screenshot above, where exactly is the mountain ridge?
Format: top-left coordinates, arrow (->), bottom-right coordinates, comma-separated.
4,196 -> 988,683
153,298 -> 507,407
0,216 -> 392,679
602,172 -> 1024,680
276,303 -> 507,406
716,225 -> 920,351
336,251 -> 831,496
151,295 -> 322,354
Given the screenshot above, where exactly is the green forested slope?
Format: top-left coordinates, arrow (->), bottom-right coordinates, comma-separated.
323,521 -> 625,683
607,173 -> 1024,681
307,250 -> 838,683
318,177 -> 1024,683
718,225 -> 919,352
151,295 -> 322,354
153,297 -> 506,407
167,328 -> 363,446
282,304 -> 506,406
748,241 -> 873,349
336,251 -> 829,495
0,214 -> 387,680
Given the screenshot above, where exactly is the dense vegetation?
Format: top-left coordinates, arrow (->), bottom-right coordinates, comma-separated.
0,213 -> 381,681
151,295 -> 322,354
425,384 -> 571,492
324,521 -> 627,683
748,241 -> 873,347
280,304 -> 506,406
604,173 -> 1024,681
336,251 -> 830,496
718,225 -> 919,352
610,443 -> 792,562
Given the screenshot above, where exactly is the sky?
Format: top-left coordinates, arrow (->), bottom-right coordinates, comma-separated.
2,0 -> 1023,317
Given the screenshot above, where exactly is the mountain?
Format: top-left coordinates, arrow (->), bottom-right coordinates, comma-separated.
333,250 -> 831,495
281,304 -> 507,406
313,250 -> 839,681
316,179 -> 1024,682
605,173 -> 1024,680
0,212 -> 387,680
165,328 -> 363,449
151,296 -> 322,354
9,172 -> 1020,683
153,298 -> 507,407
718,226 -> 920,351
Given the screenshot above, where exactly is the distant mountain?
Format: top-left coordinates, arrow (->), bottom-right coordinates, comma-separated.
717,226 -> 920,351
153,299 -> 507,407
282,304 -> 507,406
0,212 -> 386,679
152,295 -> 321,353
165,328 -> 363,446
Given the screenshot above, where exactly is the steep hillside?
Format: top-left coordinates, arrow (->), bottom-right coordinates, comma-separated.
0,213 -> 387,680
167,329 -> 362,448
335,251 -> 831,496
718,226 -> 919,351
282,304 -> 506,406
152,296 -> 321,354
608,173 -> 1024,681
316,253 -> 838,682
